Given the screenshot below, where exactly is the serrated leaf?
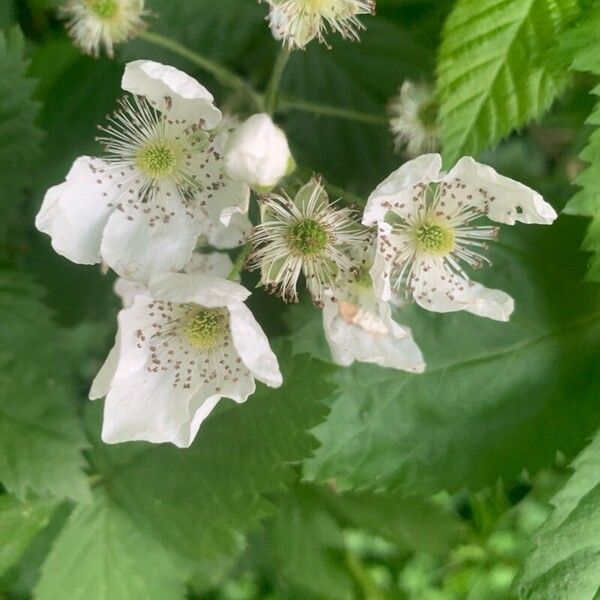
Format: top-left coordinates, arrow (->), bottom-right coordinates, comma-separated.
297,218 -> 600,493
0,26 -> 43,259
514,430 -> 600,599
34,491 -> 186,600
0,495 -> 58,578
437,0 -> 578,164
559,6 -> 600,280
87,345 -> 333,584
0,273 -> 90,501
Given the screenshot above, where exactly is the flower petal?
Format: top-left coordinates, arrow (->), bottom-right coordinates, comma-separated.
363,153 -> 442,225
184,251 -> 234,279
203,212 -> 252,249
35,157 -> 115,265
322,298 -> 425,372
100,180 -> 200,280
89,336 -> 120,400
445,157 -> 557,225
122,60 -> 222,129
229,302 -> 282,387
148,273 -> 250,307
369,222 -> 394,302
412,257 -> 514,321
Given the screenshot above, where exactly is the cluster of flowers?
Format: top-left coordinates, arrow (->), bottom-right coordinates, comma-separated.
41,1 -> 557,447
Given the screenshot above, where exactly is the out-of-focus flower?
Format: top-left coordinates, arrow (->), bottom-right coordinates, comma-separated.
224,113 -> 294,191
36,61 -> 249,281
263,0 -> 375,50
61,0 -> 148,58
90,272 -> 282,447
248,175 -> 366,305
388,81 -> 440,158
363,154 -> 557,321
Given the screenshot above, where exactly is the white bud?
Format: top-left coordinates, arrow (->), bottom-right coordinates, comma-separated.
223,113 -> 293,191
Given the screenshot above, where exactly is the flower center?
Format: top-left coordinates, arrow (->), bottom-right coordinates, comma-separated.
415,222 -> 454,255
418,98 -> 439,129
86,0 -> 119,18
136,140 -> 177,179
184,308 -> 229,350
288,219 -> 328,255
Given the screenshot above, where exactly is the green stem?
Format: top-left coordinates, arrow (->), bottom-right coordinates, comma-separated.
264,49 -> 291,115
280,97 -> 389,126
139,31 -> 263,111
228,244 -> 252,281
345,552 -> 390,600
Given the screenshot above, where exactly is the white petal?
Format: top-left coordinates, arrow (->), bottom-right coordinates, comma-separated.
35,157 -> 115,265
322,298 -> 425,372
369,222 -> 394,302
412,257 -> 514,321
100,181 -> 200,280
204,212 -> 252,249
184,251 -> 234,279
122,60 -> 221,129
229,302 -> 282,387
89,337 -> 120,400
148,272 -> 250,307
445,157 -> 557,225
363,153 -> 442,225
223,113 -> 292,189
113,278 -> 148,308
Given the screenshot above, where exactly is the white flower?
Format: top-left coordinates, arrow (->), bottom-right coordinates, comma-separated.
36,60 -> 250,281
322,242 -> 425,372
90,272 -> 282,447
263,0 -> 375,50
60,0 -> 147,58
248,175 -> 366,306
363,154 -> 557,321
389,81 -> 440,158
223,113 -> 293,191
114,250 -> 235,308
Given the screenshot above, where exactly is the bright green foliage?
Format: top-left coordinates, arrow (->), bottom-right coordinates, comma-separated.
0,27 -> 43,257
0,496 -> 57,578
559,4 -> 600,280
437,0 -> 578,164
514,431 -> 600,599
82,346 -> 333,587
34,491 -> 187,600
0,273 -> 89,501
296,220 -> 600,493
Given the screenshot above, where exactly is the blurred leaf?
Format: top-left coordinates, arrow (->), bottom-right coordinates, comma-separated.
437,0 -> 579,164
34,490 -> 187,600
0,272 -> 90,501
281,17 -> 433,194
266,484 -> 354,600
86,345 -> 333,586
0,495 -> 57,579
323,489 -> 464,554
515,430 -> 600,599
300,218 -> 600,493
0,26 -> 43,260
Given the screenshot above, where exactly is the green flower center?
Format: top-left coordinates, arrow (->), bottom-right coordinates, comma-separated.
416,222 -> 454,254
418,98 -> 439,129
184,308 -> 229,350
288,219 -> 328,256
136,141 -> 177,179
86,0 -> 119,19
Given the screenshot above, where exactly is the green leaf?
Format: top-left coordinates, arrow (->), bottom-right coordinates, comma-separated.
34,491 -> 187,600
265,484 -> 354,600
0,495 -> 58,578
0,272 -> 90,501
437,0 -> 579,164
298,218 -> 600,494
559,5 -> 600,280
88,345 -> 333,583
0,27 -> 43,259
514,430 -> 600,599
